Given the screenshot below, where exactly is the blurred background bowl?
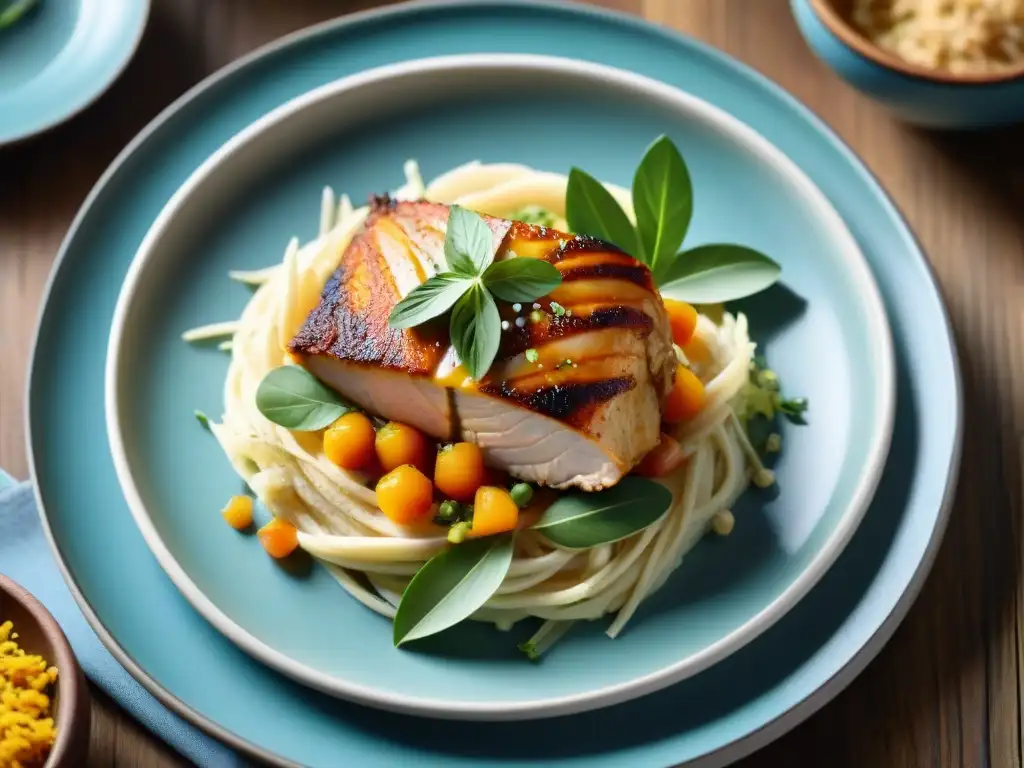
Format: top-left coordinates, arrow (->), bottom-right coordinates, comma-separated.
0,573 -> 89,767
791,0 -> 1024,129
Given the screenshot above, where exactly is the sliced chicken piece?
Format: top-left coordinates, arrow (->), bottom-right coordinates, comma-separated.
289,198 -> 675,490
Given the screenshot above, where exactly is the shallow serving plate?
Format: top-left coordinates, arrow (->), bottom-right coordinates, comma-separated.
0,0 -> 149,144
28,2 -> 960,763
104,53 -> 894,719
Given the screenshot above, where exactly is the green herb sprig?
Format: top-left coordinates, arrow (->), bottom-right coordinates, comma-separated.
388,206 -> 562,380
566,136 -> 781,303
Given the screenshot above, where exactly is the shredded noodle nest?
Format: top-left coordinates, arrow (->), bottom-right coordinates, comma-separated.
194,160 -> 764,641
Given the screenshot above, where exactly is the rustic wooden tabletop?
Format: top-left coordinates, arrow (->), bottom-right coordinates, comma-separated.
0,0 -> 1019,766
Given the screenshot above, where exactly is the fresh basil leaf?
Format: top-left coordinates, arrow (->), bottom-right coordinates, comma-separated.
632,135 -> 693,279
565,168 -> 640,259
445,205 -> 495,276
388,274 -> 475,329
482,258 -> 562,303
659,244 -> 781,303
450,284 -> 501,381
393,534 -> 514,646
255,366 -> 351,431
532,476 -> 672,549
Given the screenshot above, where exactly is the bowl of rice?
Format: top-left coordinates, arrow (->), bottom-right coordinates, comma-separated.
791,0 -> 1024,128
0,574 -> 89,767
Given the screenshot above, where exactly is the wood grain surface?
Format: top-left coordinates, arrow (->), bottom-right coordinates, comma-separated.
0,1 -> 1019,766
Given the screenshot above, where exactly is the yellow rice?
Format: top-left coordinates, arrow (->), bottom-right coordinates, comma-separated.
0,621 -> 58,768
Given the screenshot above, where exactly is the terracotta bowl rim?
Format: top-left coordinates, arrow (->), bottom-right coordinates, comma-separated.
808,0 -> 1024,85
0,572 -> 86,765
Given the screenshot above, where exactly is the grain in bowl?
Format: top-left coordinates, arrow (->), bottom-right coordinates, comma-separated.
851,0 -> 1024,74
0,621 -> 58,768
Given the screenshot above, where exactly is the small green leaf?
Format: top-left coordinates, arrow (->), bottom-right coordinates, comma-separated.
482,258 -> 562,303
255,366 -> 352,431
659,244 -> 781,303
632,135 -> 693,279
393,534 -> 514,646
565,168 -> 640,259
450,284 -> 501,380
445,205 -> 495,276
532,476 -> 672,549
388,274 -> 475,329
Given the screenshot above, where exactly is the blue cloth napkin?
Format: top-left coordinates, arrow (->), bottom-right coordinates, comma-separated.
0,469 -> 248,767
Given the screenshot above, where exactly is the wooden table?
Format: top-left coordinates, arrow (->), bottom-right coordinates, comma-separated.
0,1 -> 1018,765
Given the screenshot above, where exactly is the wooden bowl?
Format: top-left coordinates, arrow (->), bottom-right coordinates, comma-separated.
791,0 -> 1024,128
0,573 -> 90,767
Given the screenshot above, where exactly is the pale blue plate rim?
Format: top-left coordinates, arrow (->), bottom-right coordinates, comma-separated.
0,0 -> 150,145
105,52 -> 896,720
24,1 -> 963,765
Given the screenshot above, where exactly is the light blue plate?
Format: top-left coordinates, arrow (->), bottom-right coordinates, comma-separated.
104,53 -> 893,719
0,0 -> 148,144
28,2 -> 961,766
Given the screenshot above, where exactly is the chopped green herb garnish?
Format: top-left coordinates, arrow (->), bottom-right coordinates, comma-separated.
518,620 -> 576,661
555,358 -> 573,370
194,410 -> 211,430
510,205 -> 558,228
434,500 -> 461,525
550,301 -> 566,317
447,521 -> 473,544
778,397 -> 808,424
509,483 -> 533,508
739,357 -> 808,452
525,348 -> 539,363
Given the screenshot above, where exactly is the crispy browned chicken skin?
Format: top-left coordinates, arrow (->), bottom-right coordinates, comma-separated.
290,198 -> 675,490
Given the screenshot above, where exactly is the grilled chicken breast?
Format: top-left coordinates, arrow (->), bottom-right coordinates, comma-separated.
289,198 -> 675,490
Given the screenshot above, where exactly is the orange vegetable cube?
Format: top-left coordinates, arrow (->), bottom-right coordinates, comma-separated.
682,335 -> 710,366
664,364 -> 705,423
434,442 -> 485,502
375,464 -> 434,524
323,412 -> 376,470
470,486 -> 519,538
258,517 -> 299,559
663,299 -> 698,347
375,421 -> 429,474
221,495 -> 254,530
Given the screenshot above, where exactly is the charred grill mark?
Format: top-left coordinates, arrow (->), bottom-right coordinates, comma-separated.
547,234 -> 629,262
288,246 -> 446,375
559,263 -> 653,289
509,220 -> 557,240
496,305 -> 652,361
480,376 -> 635,428
369,194 -> 396,213
288,269 -> 343,357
